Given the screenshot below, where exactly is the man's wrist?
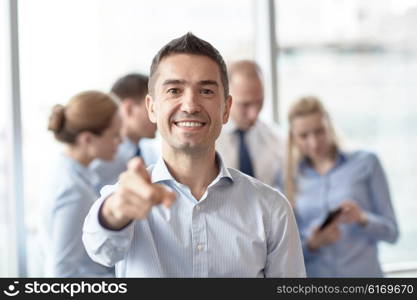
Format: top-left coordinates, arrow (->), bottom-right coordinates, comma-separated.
99,197 -> 132,231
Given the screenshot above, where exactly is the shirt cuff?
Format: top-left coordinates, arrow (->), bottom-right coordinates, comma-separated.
355,211 -> 381,237
84,183 -> 135,245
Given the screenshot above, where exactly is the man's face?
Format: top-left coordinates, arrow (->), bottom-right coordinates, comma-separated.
146,54 -> 231,154
229,75 -> 264,131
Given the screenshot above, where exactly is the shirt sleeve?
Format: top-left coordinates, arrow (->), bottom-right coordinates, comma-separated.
271,171 -> 316,262
357,154 -> 399,243
293,210 -> 322,263
48,188 -> 94,277
82,184 -> 135,268
264,193 -> 306,277
272,169 -> 284,191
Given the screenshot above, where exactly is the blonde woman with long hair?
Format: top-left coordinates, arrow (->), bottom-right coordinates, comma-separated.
282,96 -> 398,277
39,91 -> 122,277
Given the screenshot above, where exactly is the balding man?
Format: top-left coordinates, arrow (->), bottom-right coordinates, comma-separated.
216,60 -> 285,187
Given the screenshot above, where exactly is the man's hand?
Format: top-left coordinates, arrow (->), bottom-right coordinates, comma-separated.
100,157 -> 176,230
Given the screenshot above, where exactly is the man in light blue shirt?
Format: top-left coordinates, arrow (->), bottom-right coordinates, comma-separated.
82,33 -> 305,277
90,74 -> 159,192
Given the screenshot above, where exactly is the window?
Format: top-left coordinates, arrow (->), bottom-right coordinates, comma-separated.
1,0 -> 17,277
18,0 -> 255,276
276,0 -> 417,271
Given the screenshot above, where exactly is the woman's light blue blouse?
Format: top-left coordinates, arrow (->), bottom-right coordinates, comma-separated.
284,151 -> 398,277
39,154 -> 114,277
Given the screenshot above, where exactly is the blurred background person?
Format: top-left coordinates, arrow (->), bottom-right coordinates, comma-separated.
216,60 -> 284,187
39,91 -> 121,277
281,96 -> 399,277
91,73 -> 159,192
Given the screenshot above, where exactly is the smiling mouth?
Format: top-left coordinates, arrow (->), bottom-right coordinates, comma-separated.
174,121 -> 206,128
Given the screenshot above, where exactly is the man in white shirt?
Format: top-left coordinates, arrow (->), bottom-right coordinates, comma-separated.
216,60 -> 284,187
90,74 -> 160,192
82,33 -> 305,277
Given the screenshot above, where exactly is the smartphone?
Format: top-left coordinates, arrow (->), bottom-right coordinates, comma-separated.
319,207 -> 343,230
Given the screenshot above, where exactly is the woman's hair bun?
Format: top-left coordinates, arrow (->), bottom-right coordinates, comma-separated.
47,104 -> 65,133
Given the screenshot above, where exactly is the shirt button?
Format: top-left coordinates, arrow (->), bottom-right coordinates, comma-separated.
196,205 -> 201,211
197,244 -> 204,251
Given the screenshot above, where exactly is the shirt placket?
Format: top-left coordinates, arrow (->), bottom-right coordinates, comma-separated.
191,202 -> 208,277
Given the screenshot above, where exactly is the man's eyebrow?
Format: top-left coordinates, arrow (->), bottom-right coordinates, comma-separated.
199,80 -> 219,86
162,79 -> 186,86
162,79 -> 219,87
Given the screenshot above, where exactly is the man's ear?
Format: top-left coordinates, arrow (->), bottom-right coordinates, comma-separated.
121,99 -> 135,116
145,94 -> 157,124
222,95 -> 232,124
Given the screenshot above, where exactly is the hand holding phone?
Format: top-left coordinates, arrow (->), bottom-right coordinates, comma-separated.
319,207 -> 343,230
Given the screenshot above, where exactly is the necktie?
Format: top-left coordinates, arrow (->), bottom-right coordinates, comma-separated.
236,129 -> 254,177
134,146 -> 142,158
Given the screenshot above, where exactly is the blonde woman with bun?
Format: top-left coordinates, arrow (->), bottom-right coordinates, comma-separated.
39,91 -> 122,277
282,96 -> 398,277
